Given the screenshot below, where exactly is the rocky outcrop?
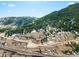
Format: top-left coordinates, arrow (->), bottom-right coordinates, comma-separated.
55,32 -> 75,42
0,31 -> 78,57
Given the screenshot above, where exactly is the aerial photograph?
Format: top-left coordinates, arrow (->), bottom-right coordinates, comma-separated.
0,1 -> 79,57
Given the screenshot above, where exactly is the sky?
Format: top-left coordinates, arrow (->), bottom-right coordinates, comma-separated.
0,1 -> 79,17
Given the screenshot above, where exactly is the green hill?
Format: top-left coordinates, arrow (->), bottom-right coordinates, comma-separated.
33,3 -> 79,33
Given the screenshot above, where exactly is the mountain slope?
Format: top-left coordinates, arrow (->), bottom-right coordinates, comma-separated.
0,16 -> 37,34
0,17 -> 37,26
33,3 -> 79,33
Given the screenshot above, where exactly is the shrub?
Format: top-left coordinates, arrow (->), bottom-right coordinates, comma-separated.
72,43 -> 79,53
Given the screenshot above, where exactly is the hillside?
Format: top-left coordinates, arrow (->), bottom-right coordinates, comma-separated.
0,17 -> 37,34
33,3 -> 79,35
0,17 -> 37,26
